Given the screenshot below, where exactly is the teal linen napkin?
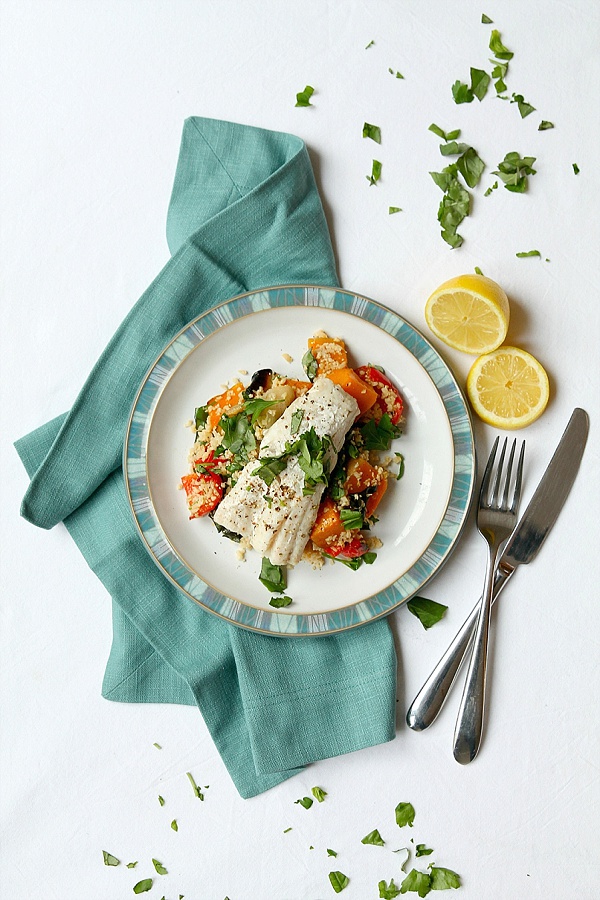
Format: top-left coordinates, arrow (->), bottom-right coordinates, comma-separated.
15,117 -> 397,798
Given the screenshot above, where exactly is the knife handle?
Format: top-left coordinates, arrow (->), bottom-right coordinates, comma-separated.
406,567 -> 514,731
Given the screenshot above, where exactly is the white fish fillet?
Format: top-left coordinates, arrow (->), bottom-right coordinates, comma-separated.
213,377 -> 359,566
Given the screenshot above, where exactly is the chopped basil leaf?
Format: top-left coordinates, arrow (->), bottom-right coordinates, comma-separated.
363,551 -> 377,565
133,880 -> 153,895
395,453 -> 405,480
269,594 -> 292,608
379,879 -> 401,899
470,67 -> 490,100
126,862 -> 138,869
474,266 -> 484,275
152,859 -> 168,875
252,456 -> 288,486
456,146 -> 485,188
394,847 -> 411,871
311,785 -> 327,802
361,828 -> 385,846
290,409 -> 305,435
429,124 -> 461,141
516,250 -> 541,258
243,397 -> 278,424
481,13 -> 493,23
103,851 -> 120,866
360,413 -> 401,450
284,827 -> 292,833
430,867 -> 461,889
340,508 -> 364,531
295,85 -> 314,107
194,406 -> 208,436
260,558 -> 287,593
327,848 -> 338,857
186,771 -> 204,800
395,801 -> 416,828
328,871 -> 350,893
489,29 -> 514,59
302,349 -> 318,380
407,596 -> 448,629
389,206 -> 403,214
365,39 -> 375,48
363,122 -> 382,143
484,181 -> 498,196
538,120 -> 554,130
490,59 -> 508,80
440,141 -> 470,157
388,68 -> 404,78
430,163 -> 471,247
511,92 -> 535,118
367,159 -> 382,186
399,868 -> 431,897
218,411 -> 256,460
493,152 -> 536,193
415,844 -> 434,857
573,163 -> 580,174
171,819 -> 178,831
451,80 -> 473,104
153,742 -> 162,749
158,795 -> 165,806
295,796 -> 314,809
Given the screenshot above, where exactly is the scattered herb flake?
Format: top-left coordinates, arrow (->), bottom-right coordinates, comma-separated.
327,848 -> 338,857
573,163 -> 580,174
152,859 -> 168,875
340,508 -> 364,531
158,795 -> 165,806
269,594 -> 293,608
295,796 -> 314,809
170,818 -> 178,831
516,250 -> 541,258
363,122 -> 382,143
440,141 -> 470,157
474,266 -> 484,275
153,742 -> 162,749
259,558 -> 287,593
415,844 -> 434,857
360,413 -> 401,450
361,828 -> 385,846
367,159 -> 382,186
456,146 -> 485,188
399,868 -> 431,897
379,879 -> 402,899
481,13 -> 493,23
511,92 -> 535,118
489,29 -> 514,60
365,39 -> 375,48
186,771 -> 204,800
302,349 -> 318,381
389,206 -> 403,214
493,152 -> 536,193
470,67 -> 490,101
290,409 -> 305,436
133,880 -> 153,895
484,180 -> 498,196
388,68 -> 404,78
393,847 -> 411,871
127,862 -> 138,869
451,80 -> 474,104
363,551 -> 377,565
102,851 -> 120,867
538,120 -> 554,130
329,871 -> 350,893
429,124 -> 461,141
284,827 -> 293,833
311,786 -> 327,802
407,596 -> 448,629
395,802 -> 416,828
395,453 -> 405,480
430,164 -> 470,248
295,85 -> 314,107
429,867 -> 461,890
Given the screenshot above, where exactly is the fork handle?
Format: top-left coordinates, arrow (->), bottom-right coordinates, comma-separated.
406,565 -> 515,731
453,546 -> 503,764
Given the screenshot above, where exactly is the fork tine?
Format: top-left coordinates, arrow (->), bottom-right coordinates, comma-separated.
510,441 -> 526,512
489,438 -> 507,506
500,439 -> 517,509
479,436 -> 499,504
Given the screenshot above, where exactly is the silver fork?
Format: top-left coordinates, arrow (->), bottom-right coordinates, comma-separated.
453,436 -> 525,765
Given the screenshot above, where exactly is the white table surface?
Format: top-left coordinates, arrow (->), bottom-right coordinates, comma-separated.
1,2 -> 599,898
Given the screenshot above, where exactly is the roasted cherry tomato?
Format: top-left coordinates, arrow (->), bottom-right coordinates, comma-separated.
181,472 -> 224,518
326,534 -> 368,559
355,365 -> 404,425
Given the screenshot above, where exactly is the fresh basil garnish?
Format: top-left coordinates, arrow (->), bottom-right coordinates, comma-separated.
269,595 -> 292,608
407,596 -> 448,629
361,828 -> 385,846
295,85 -> 314,107
260,558 -> 287,593
395,801 -> 416,828
302,349 -> 318,381
328,871 -> 350,893
362,122 -> 382,143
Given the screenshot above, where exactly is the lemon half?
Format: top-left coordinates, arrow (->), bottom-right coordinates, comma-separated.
467,346 -> 550,429
425,274 -> 510,354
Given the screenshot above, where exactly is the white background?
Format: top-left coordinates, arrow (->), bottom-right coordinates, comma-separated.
1,2 -> 599,898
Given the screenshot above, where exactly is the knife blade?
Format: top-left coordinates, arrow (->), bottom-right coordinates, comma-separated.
406,407 -> 589,732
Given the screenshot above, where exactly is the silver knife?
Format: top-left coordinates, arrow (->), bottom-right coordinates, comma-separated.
406,407 -> 589,732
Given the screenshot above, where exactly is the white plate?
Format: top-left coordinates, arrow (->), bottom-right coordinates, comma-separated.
124,286 -> 475,635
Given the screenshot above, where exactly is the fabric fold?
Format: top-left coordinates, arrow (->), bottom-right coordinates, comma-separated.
15,117 -> 397,798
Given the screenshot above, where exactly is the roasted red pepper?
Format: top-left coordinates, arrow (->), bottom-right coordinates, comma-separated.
355,365 -> 404,425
